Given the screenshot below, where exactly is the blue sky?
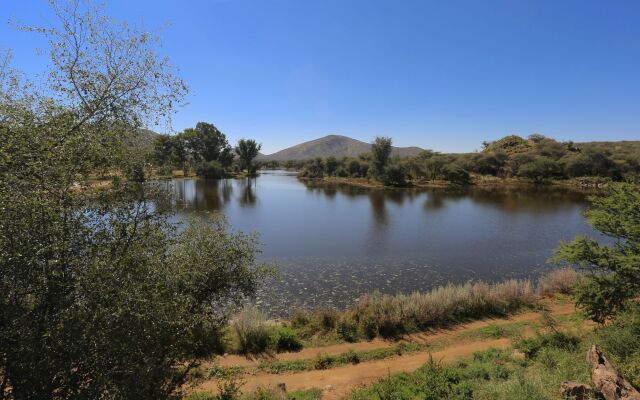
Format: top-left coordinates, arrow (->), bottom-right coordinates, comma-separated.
2,0 -> 640,154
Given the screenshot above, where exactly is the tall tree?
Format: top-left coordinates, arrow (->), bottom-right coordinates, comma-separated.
236,138 -> 262,175
554,183 -> 640,323
181,122 -> 233,166
0,2 -> 265,398
371,136 -> 393,179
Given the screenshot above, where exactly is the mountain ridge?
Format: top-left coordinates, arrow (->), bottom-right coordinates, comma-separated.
257,134 -> 423,161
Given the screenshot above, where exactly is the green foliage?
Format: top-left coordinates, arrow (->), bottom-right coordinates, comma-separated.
268,134 -> 640,185
268,326 -> 303,352
554,183 -> 640,322
154,122 -> 234,175
382,164 -> 407,187
515,332 -> 580,358
517,156 -> 560,183
0,2 -> 269,398
256,359 -> 311,374
596,305 -> 640,387
324,156 -> 339,176
371,136 -> 393,179
287,388 -> 323,400
197,160 -> 227,179
232,306 -> 271,354
313,353 -> 335,369
341,349 -> 361,364
443,162 -> 471,185
317,308 -> 338,331
290,310 -> 311,328
208,365 -> 246,380
299,157 -> 325,179
337,319 -> 359,342
349,357 -> 463,400
236,139 -> 262,175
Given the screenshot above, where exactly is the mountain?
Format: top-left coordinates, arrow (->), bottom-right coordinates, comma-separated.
258,135 -> 423,161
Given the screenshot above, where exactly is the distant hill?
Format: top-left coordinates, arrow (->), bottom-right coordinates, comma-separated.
258,135 -> 423,161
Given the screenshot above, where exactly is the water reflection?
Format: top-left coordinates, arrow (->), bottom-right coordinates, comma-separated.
168,172 -> 600,315
238,178 -> 257,208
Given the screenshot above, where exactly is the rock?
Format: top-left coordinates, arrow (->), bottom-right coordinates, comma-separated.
587,345 -> 640,400
324,384 -> 333,391
560,381 -> 595,400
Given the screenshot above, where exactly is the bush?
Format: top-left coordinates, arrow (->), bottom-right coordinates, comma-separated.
316,309 -> 338,331
382,164 -> 407,186
232,306 -> 270,354
313,353 -> 335,370
596,305 -> 640,387
517,157 -> 560,183
348,357 -> 462,400
196,160 -> 226,179
336,319 -> 358,342
341,349 -> 361,364
443,162 -> 470,185
290,309 -> 311,328
269,326 -> 303,352
335,166 -> 349,177
515,332 -> 580,358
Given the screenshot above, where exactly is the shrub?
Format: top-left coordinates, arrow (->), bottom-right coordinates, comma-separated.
316,309 -> 338,331
335,166 -> 349,177
341,349 -> 361,364
515,332 -> 580,358
313,353 -> 335,370
443,163 -> 471,185
596,305 -> 640,387
196,160 -> 226,179
232,306 -> 270,354
382,164 -> 407,186
269,326 -> 303,352
336,319 -> 358,342
349,357 -> 461,400
290,309 -> 311,328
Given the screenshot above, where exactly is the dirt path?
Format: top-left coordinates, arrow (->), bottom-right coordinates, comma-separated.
193,302 -> 578,398
210,302 -> 575,368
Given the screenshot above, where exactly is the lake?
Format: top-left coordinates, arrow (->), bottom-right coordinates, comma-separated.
168,171 -> 599,316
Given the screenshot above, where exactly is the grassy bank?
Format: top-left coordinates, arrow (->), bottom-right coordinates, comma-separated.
197,303 -> 640,400
298,174 -> 611,191
347,305 -> 640,400
219,269 -> 583,355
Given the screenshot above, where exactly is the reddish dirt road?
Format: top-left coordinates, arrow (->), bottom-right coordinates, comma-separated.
193,302 -> 578,399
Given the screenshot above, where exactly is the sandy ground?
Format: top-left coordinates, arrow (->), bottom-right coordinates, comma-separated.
191,302 -> 578,399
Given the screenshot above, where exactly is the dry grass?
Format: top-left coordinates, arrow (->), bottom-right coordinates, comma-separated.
537,268 -> 585,297
231,305 -> 270,354
347,279 -> 537,337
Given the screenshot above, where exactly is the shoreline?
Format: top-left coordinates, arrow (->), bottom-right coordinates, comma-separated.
296,174 -> 608,192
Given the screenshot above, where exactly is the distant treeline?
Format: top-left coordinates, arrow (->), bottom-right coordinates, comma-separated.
259,134 -> 640,186
152,122 -> 261,178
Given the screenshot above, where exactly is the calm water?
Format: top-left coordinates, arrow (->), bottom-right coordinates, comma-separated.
168,171 -> 599,316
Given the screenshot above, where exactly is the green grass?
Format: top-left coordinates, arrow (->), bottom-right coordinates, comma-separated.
185,387 -> 322,400
459,321 -> 529,341
347,342 -> 593,400
216,341 -> 427,377
287,388 -> 322,400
